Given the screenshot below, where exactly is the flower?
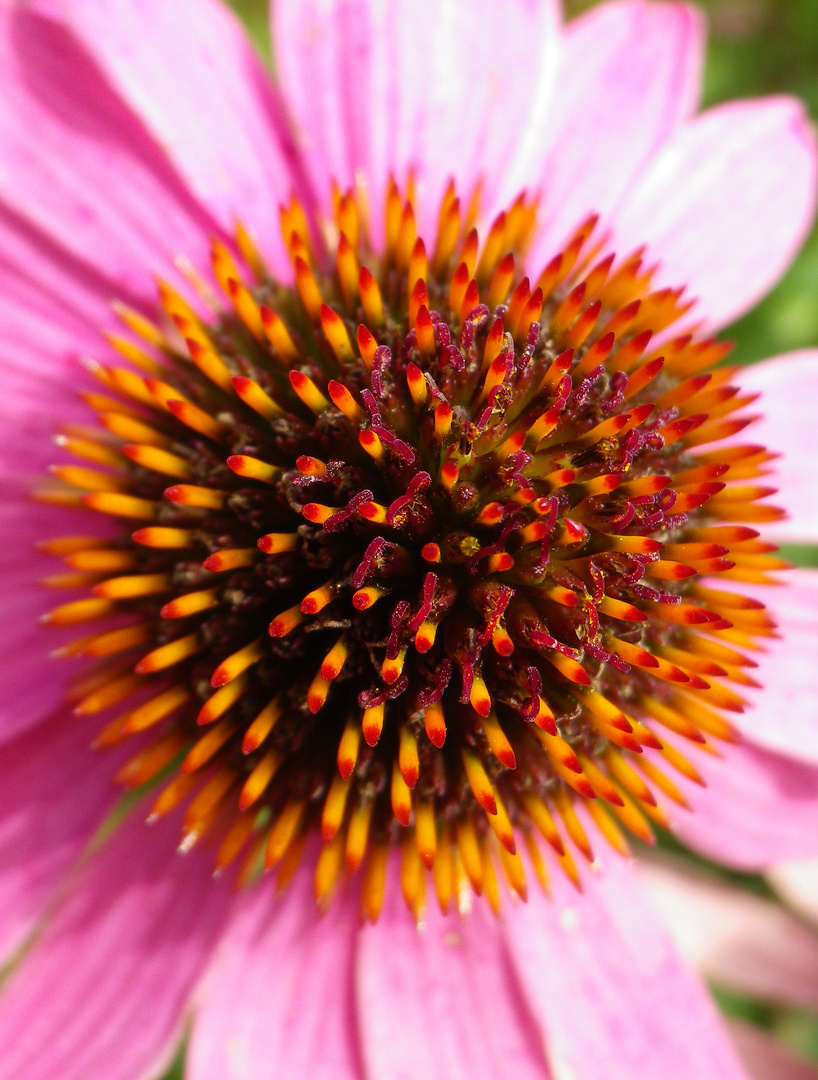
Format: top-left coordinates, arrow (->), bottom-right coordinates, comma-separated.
2,1 -> 818,1078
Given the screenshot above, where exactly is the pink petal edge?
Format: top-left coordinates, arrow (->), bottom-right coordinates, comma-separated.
273,0 -> 561,242
28,0 -> 309,278
642,860 -> 818,1013
767,856 -> 818,925
710,569 -> 818,764
732,350 -> 818,544
503,849 -> 749,1080
0,5 -> 221,305
0,812 -> 232,1080
661,734 -> 818,868
526,0 -> 704,268
612,96 -> 818,331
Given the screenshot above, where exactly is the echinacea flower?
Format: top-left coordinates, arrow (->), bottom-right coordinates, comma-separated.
2,0 -> 818,1078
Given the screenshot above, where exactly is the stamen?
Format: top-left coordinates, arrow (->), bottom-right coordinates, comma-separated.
37,176 -> 786,919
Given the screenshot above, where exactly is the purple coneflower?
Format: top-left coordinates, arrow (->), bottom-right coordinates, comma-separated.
1,1 -> 818,1078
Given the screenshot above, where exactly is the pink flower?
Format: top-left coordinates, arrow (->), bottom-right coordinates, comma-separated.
1,1 -> 818,1079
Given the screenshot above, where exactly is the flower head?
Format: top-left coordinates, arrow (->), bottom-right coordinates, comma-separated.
39,171 -> 788,918
2,1 -> 818,1078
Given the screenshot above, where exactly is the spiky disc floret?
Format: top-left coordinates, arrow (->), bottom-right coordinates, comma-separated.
39,177 -> 785,918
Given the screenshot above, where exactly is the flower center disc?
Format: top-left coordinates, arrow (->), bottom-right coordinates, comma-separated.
40,177 -> 784,919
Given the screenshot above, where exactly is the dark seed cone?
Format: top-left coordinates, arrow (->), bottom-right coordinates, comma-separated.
39,177 -> 786,917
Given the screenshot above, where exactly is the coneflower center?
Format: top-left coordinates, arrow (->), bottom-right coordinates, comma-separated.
39,178 -> 785,919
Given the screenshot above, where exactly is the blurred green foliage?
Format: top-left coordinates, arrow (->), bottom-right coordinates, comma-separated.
226,0 -> 271,60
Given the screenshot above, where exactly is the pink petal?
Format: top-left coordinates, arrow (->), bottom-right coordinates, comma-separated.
0,158 -> 153,746
1,374 -> 91,475
718,570 -> 818,762
30,0 -> 307,278
273,0 -> 561,241
0,15 -> 177,722
188,857 -> 361,1080
0,5 -> 221,305
356,863 -> 553,1080
0,211 -> 126,445
0,58 -> 203,740
767,857 -> 818,924
727,1020 -> 818,1080
526,0 -> 704,268
0,253 -> 116,506
0,709 -> 128,959
0,586 -> 82,743
0,346 -> 118,742
729,351 -> 818,543
663,736 -> 818,868
0,236 -> 113,365
0,813 -> 231,1080
641,861 -> 818,1012
503,851 -> 748,1080
0,347 -> 103,520
0,238 -> 126,540
0,573 -> 131,747
612,97 -> 818,330
0,389 -> 115,741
